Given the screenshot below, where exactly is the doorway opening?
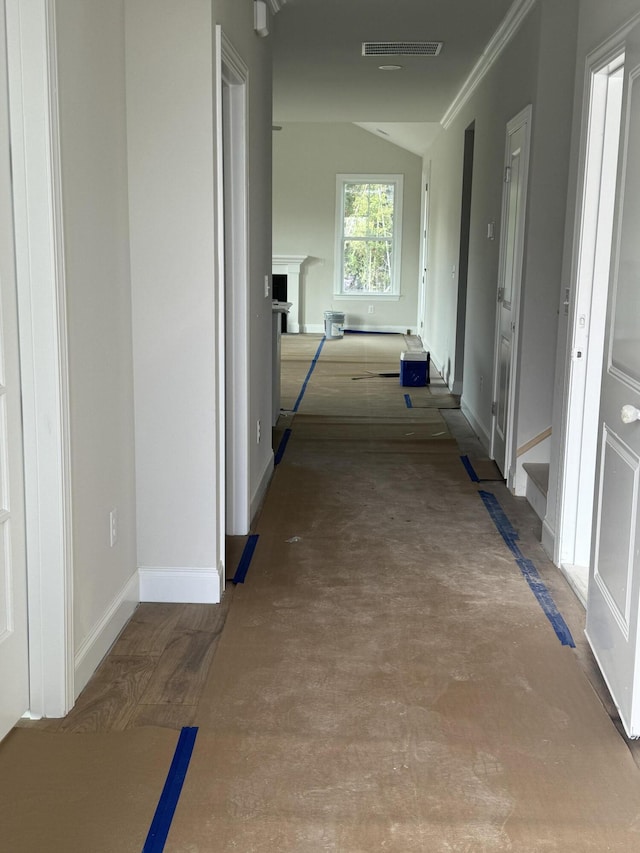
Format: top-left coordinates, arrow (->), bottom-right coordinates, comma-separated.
219,32 -> 251,544
453,121 -> 475,396
556,50 -> 625,603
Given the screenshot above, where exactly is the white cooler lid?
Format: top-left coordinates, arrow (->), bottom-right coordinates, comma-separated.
400,351 -> 428,361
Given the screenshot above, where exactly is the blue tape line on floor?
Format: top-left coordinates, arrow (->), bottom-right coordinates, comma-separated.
460,455 -> 480,483
275,428 -> 292,466
293,336 -> 326,412
231,534 -> 259,585
478,490 -> 575,648
515,556 -> 576,648
404,394 -> 413,409
478,490 -> 520,556
142,726 -> 198,853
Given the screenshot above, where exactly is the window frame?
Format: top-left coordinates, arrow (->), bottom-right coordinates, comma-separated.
334,173 -> 403,298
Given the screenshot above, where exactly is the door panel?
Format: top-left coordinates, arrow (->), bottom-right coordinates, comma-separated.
586,24 -> 640,737
491,108 -> 531,476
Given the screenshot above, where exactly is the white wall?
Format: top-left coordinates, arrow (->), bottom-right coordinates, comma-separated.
273,123 -> 422,333
55,0 -> 138,682
126,0 -> 219,600
126,0 -> 274,600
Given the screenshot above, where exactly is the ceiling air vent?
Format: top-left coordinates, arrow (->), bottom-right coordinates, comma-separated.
362,41 -> 443,57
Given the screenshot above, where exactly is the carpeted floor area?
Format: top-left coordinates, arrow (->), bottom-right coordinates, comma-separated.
2,332 -> 640,851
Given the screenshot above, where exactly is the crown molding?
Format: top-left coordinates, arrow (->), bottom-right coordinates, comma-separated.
441,0 -> 537,130
267,0 -> 287,13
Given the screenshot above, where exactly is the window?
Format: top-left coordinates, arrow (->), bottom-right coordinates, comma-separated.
335,174 -> 403,296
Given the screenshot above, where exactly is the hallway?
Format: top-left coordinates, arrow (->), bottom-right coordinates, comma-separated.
2,333 -> 640,850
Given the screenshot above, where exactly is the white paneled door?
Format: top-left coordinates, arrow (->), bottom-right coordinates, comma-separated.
0,0 -> 28,741
491,107 -> 531,477
586,21 -> 640,738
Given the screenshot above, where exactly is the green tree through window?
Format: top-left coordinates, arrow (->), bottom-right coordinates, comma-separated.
337,176 -> 402,295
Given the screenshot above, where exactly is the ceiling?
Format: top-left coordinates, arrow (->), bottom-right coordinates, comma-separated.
272,0 -> 517,154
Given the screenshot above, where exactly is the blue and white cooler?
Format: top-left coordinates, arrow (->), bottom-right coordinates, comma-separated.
400,350 -> 430,387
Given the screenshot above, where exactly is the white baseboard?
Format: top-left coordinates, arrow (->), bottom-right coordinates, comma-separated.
252,452 -> 274,525
74,570 -> 139,697
460,399 -> 491,454
139,566 -> 221,604
300,324 -> 414,335
345,324 -> 415,334
541,517 -> 556,562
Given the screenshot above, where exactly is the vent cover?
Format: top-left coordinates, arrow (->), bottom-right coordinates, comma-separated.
362,41 -> 443,57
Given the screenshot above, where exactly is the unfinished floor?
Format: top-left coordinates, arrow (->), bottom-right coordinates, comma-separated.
2,332 -> 640,851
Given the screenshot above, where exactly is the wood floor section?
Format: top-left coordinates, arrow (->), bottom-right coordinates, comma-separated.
18,596 -> 235,734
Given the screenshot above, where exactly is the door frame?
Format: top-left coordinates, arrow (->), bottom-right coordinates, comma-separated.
6,0 -> 74,717
490,105 -> 532,486
215,27 -> 251,549
553,15 -> 640,598
416,172 -> 430,341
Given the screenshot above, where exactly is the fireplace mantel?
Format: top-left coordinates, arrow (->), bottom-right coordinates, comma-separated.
272,255 -> 308,334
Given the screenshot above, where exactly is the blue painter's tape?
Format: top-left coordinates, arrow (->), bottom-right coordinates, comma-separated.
293,336 -> 326,412
142,727 -> 198,853
231,534 -> 259,585
460,455 -> 480,483
478,490 -> 520,556
275,428 -> 292,466
404,394 -> 413,409
478,490 -> 575,648
515,557 -> 575,647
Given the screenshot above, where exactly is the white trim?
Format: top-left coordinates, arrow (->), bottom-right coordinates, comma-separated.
272,254 -> 307,333
267,0 -> 287,12
6,0 -> 74,718
334,174 -> 403,297
251,452 -> 274,525
553,13 -> 640,572
441,0 -> 537,130
218,29 -> 252,539
139,567 -> 221,604
332,294 -> 401,302
214,27 -> 226,583
74,572 -> 138,697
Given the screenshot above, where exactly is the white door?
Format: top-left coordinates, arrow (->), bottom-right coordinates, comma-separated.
586,22 -> 640,738
417,182 -> 429,340
0,0 -> 29,741
491,107 -> 532,476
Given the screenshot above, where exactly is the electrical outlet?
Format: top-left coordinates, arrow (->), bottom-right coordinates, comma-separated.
368,305 -> 374,314
109,509 -> 118,548
264,275 -> 270,298
257,419 -> 261,443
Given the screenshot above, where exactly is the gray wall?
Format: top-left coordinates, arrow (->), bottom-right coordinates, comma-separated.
546,0 -> 640,549
422,0 -> 579,491
273,123 -> 422,332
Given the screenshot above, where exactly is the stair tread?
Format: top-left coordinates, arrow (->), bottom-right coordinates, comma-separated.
523,462 -> 549,496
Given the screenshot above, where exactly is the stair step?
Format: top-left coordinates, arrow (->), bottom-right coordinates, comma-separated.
522,462 -> 549,523
523,462 -> 549,498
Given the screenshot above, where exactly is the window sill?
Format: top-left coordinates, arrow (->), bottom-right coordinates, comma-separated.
332,293 -> 401,302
